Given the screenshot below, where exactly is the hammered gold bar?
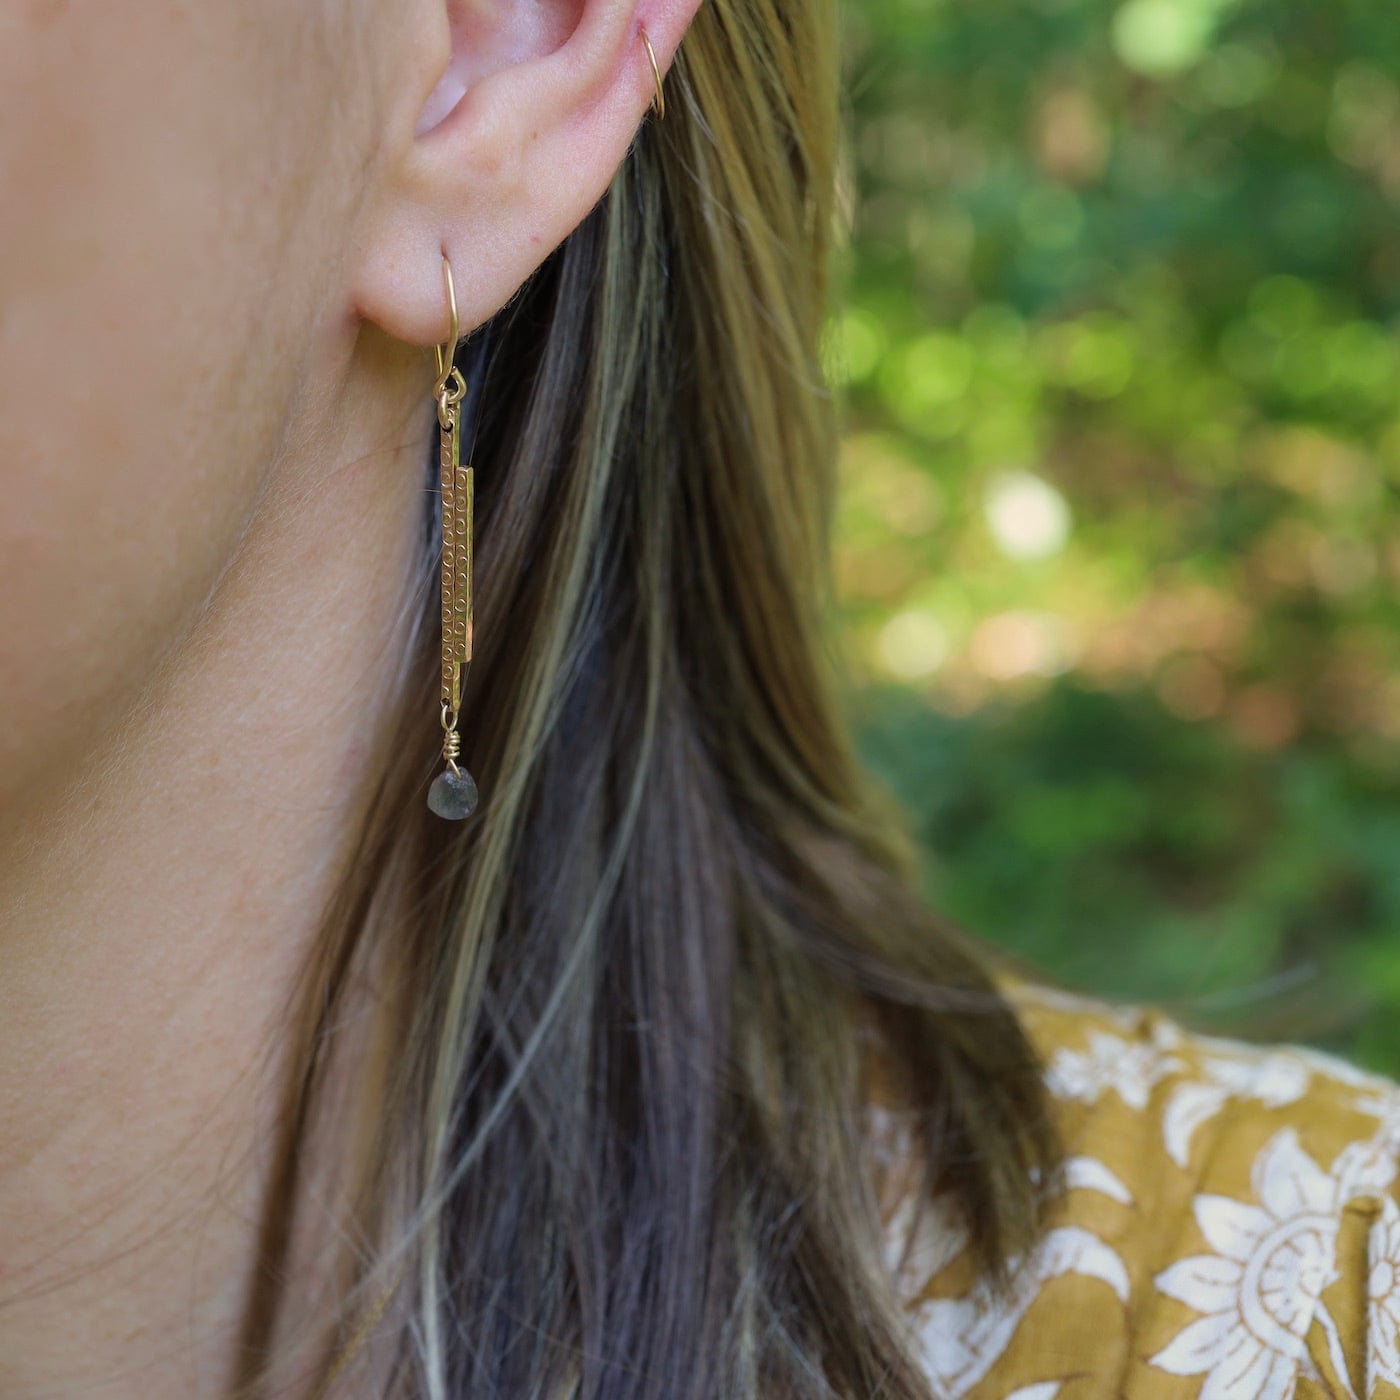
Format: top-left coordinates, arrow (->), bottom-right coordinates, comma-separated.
454,464 -> 473,664
439,414 -> 460,710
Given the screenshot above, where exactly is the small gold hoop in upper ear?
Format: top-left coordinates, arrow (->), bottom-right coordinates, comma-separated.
640,27 -> 665,121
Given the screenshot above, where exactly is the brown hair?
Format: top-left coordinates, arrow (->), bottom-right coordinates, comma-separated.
235,0 -> 1057,1394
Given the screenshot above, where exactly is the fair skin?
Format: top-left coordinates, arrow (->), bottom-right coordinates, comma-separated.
0,0 -> 699,1395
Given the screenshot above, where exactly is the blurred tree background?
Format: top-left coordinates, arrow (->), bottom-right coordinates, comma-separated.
831,0 -> 1400,1070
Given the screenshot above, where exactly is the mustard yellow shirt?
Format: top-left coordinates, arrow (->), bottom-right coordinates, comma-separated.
869,983 -> 1400,1399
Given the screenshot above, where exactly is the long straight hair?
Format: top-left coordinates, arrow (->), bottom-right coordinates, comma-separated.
235,0 -> 1057,1394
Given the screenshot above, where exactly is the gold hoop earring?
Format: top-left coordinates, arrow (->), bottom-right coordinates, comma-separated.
427,254 -> 479,821
640,27 -> 666,120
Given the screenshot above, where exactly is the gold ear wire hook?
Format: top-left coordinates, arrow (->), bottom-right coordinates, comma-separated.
434,255 -> 461,397
434,255 -> 467,430
640,27 -> 665,121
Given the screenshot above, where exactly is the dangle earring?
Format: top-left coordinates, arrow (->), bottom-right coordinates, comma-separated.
427,254 -> 480,821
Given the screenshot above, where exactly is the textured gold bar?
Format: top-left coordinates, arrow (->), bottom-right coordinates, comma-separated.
450,465 -> 471,665
462,465 -> 473,662
439,416 -> 460,709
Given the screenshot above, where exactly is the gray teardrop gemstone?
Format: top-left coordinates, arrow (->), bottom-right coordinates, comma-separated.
427,767 -> 479,820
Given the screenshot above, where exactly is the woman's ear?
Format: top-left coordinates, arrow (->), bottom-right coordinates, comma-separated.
350,0 -> 700,348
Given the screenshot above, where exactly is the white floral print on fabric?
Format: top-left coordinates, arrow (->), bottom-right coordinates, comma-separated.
1164,1019 -> 1400,1128
1044,1029 -> 1184,1111
1046,1011 -> 1400,1171
1149,1126 -> 1399,1399
1062,1155 -> 1133,1204
1159,1048 -> 1311,1168
884,1156 -> 1131,1398
1367,1196 -> 1400,1393
881,1174 -> 969,1299
910,1225 -> 1130,1397
868,989 -> 1400,1398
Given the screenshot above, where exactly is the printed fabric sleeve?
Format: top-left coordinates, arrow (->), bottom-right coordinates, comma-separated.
866,980 -> 1400,1399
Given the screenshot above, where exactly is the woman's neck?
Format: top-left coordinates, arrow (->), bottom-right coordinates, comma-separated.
0,335 -> 428,1398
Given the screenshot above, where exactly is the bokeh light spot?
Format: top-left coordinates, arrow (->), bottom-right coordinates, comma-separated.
877,609 -> 951,681
1112,0 -> 1230,77
984,471 -> 1073,561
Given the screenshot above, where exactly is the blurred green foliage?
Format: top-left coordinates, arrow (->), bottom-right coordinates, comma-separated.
832,0 -> 1400,1069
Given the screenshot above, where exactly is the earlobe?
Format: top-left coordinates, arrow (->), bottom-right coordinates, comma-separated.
348,0 -> 698,354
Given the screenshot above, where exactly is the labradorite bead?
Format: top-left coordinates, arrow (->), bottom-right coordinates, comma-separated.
427,767 -> 479,820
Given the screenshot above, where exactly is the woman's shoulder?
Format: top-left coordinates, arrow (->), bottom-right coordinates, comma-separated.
867,978 -> 1400,1399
